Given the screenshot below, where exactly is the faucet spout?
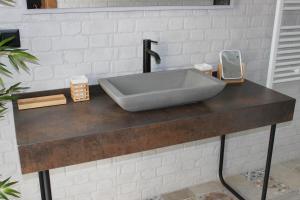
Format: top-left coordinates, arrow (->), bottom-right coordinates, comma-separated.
146,49 -> 161,64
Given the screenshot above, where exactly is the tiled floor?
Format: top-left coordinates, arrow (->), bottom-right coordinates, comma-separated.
148,159 -> 300,200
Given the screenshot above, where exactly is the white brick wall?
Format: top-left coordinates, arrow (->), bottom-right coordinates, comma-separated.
1,0 -> 300,200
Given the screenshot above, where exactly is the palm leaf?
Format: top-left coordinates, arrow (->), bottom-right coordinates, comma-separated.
0,0 -> 16,7
0,63 -> 13,77
0,29 -> 37,122
0,36 -> 14,47
0,177 -> 20,199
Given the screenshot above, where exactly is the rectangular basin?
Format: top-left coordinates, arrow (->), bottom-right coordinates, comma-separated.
99,69 -> 226,112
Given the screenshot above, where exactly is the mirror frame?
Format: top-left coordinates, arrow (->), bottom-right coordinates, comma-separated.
25,0 -> 233,15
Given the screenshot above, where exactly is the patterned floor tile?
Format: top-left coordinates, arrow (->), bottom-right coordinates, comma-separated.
147,159 -> 300,200
241,169 -> 292,195
271,191 -> 300,200
162,188 -> 196,200
196,192 -> 235,200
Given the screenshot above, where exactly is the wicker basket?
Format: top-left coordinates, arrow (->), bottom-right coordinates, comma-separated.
70,76 -> 90,102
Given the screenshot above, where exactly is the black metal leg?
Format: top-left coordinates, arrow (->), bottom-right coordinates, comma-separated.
39,170 -> 52,200
219,124 -> 277,200
261,124 -> 276,200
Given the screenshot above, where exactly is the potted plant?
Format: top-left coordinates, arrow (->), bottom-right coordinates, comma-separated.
0,36 -> 38,199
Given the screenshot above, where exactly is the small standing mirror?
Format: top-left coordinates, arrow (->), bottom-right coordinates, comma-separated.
219,50 -> 244,82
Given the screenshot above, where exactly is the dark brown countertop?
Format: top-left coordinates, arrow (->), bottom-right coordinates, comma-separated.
13,80 -> 296,174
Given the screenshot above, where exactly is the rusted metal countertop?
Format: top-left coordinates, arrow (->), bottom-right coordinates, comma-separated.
13,80 -> 296,174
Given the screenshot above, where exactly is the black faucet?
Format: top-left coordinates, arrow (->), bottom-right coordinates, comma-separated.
143,39 -> 161,73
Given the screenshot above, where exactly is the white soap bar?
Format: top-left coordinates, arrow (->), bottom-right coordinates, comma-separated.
71,75 -> 88,84
194,63 -> 213,71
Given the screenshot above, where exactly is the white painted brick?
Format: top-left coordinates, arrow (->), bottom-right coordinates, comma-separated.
155,43 -> 182,56
113,33 -> 142,46
163,55 -> 190,67
138,177 -> 163,190
92,61 -> 111,74
34,67 -> 53,80
61,22 -> 81,35
63,50 -> 84,64
156,164 -> 180,176
89,34 -> 109,47
119,182 -> 137,194
84,48 -> 114,62
210,40 -> 224,52
168,18 -> 184,30
82,20 -> 115,34
0,163 -> 17,177
120,162 -> 136,174
54,63 -> 92,78
117,172 -> 140,185
34,52 -> 64,65
0,11 -> 22,22
112,59 -> 140,73
212,16 -> 226,28
89,166 -> 117,181
52,36 -> 88,50
31,38 -> 51,52
118,19 -> 135,33
205,29 -> 230,40
191,54 -> 205,65
66,182 -> 97,196
22,22 -> 61,37
184,17 -> 211,29
183,41 -> 210,54
0,141 -> 12,152
136,157 -> 162,171
118,47 -> 137,59
141,169 -> 156,180
190,30 -> 204,41
230,29 -> 245,39
160,31 -> 189,42
136,19 -> 168,32
227,17 -> 249,28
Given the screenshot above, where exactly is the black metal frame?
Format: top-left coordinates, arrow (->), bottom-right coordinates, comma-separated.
219,124 -> 277,200
39,170 -> 52,200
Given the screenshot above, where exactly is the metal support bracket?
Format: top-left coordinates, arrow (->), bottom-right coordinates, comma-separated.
219,124 -> 277,200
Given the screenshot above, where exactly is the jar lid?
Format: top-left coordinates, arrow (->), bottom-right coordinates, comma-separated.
71,75 -> 88,84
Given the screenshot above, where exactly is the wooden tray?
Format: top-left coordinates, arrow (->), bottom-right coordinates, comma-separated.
17,94 -> 66,110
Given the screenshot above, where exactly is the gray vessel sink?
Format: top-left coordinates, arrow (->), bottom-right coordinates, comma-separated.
98,69 -> 226,112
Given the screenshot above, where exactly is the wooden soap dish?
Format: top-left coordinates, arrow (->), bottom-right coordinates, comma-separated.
217,64 -> 245,84
17,94 -> 67,110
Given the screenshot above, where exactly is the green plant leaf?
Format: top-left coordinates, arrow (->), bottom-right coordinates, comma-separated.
0,64 -> 13,77
0,178 -> 10,188
3,188 -> 20,198
3,181 -> 18,188
7,55 -> 20,71
0,33 -> 36,120
0,177 -> 20,199
0,192 -> 9,200
0,0 -> 15,7
0,36 -> 15,47
0,78 -> 4,88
